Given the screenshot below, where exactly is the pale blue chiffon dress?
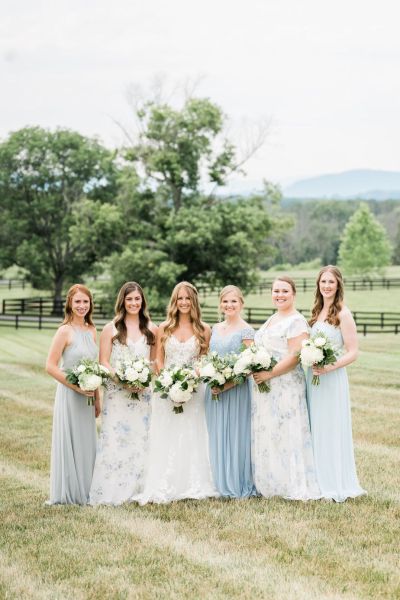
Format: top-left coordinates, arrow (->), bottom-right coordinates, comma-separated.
205,326 -> 257,498
48,327 -> 98,505
306,321 -> 366,502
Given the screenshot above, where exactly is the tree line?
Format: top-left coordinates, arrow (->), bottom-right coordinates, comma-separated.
0,96 -> 396,306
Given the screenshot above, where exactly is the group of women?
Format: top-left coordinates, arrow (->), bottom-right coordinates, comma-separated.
45,265 -> 366,507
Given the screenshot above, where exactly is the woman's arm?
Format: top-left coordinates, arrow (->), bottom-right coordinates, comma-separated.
149,322 -> 159,364
154,324 -> 166,373
45,326 -> 94,397
253,332 -> 308,384
99,322 -> 114,372
313,309 -> 358,375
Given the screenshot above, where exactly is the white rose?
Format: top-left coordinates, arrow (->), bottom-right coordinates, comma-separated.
79,373 -> 102,391
234,358 -> 250,375
77,364 -> 86,373
301,339 -> 311,348
132,360 -> 144,371
125,368 -> 139,382
222,366 -> 233,379
300,346 -> 324,367
314,336 -> 326,348
200,364 -> 217,378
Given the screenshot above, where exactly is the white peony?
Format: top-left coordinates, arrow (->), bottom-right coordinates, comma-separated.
254,348 -> 271,369
125,368 -> 139,382
222,366 -> 233,379
79,373 -> 102,391
214,373 -> 226,386
199,363 -> 217,379
169,383 -> 191,404
234,358 -> 250,375
159,371 -> 173,388
138,368 -> 150,383
133,360 -> 145,371
77,364 -> 86,373
300,345 -> 324,367
313,336 -> 326,348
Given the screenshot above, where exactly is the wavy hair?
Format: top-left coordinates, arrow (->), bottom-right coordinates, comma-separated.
113,282 -> 155,346
309,265 -> 344,328
62,284 -> 95,327
162,282 -> 207,355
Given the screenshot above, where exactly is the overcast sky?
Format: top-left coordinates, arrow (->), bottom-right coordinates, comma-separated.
1,0 -> 399,188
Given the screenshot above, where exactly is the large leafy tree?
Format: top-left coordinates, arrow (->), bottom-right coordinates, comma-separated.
0,127 -> 121,301
338,203 -> 392,275
126,97 -> 236,210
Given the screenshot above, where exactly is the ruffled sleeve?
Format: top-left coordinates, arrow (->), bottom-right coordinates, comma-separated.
286,314 -> 309,339
241,327 -> 255,341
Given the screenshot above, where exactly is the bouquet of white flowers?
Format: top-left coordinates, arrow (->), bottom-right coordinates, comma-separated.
114,354 -> 152,400
299,332 -> 339,385
154,365 -> 199,413
198,352 -> 243,401
66,358 -> 110,405
233,344 -> 277,393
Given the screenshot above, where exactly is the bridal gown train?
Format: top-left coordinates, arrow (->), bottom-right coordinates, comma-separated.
135,335 -> 217,504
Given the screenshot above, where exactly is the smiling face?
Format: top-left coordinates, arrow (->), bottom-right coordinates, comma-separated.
71,291 -> 91,318
124,289 -> 143,315
318,270 -> 338,301
176,286 -> 192,315
271,279 -> 295,311
220,291 -> 242,318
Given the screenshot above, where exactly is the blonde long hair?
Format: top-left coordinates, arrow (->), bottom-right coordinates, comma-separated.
309,265 -> 344,327
162,282 -> 207,355
62,284 -> 95,327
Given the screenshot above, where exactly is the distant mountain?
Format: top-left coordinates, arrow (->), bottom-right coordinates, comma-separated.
283,169 -> 400,200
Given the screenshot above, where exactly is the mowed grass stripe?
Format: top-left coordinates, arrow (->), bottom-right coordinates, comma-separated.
0,463 -> 356,600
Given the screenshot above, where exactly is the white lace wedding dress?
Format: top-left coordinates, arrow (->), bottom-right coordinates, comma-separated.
89,334 -> 152,505
134,335 -> 218,504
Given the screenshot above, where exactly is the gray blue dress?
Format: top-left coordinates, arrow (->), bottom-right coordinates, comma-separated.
48,326 -> 98,505
205,326 -> 256,498
306,321 -> 366,502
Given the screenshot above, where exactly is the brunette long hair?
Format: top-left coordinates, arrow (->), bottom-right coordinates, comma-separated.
113,282 -> 155,346
162,282 -> 207,355
62,284 -> 95,327
309,265 -> 344,327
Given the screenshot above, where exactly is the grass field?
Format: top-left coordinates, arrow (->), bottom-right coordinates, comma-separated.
0,329 -> 399,599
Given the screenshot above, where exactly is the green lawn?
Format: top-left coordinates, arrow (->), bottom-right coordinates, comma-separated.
0,329 -> 399,599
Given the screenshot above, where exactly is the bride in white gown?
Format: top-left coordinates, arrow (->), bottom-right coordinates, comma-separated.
134,282 -> 218,504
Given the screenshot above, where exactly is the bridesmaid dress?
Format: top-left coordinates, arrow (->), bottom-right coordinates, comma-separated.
252,313 -> 320,500
89,332 -> 152,505
48,327 -> 97,505
307,321 -> 366,502
135,335 -> 217,504
205,326 -> 257,498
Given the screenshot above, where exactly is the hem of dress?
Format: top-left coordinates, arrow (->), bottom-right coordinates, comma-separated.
132,491 -> 219,505
319,489 -> 367,503
44,498 -> 89,506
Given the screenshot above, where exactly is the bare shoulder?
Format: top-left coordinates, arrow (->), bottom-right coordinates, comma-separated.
55,324 -> 72,342
102,321 -> 115,335
339,306 -> 353,321
157,321 -> 168,333
149,321 -> 159,335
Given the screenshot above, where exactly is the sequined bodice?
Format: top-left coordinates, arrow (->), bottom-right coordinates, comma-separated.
164,335 -> 199,368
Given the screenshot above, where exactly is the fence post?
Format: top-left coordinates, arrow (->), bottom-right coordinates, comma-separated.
39,298 -> 43,315
2,299 -> 4,314
21,298 -> 25,314
363,323 -> 367,336
15,314 -> 19,329
39,314 -> 42,330
8,279 -> 11,290
381,313 -> 384,328
22,279 -> 25,289
248,308 -> 252,322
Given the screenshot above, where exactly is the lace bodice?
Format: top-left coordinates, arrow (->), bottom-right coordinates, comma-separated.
110,334 -> 151,366
164,335 -> 199,369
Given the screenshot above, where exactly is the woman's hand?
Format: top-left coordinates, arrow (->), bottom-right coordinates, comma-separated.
123,384 -> 144,394
312,364 -> 334,376
253,370 -> 272,385
211,381 -> 235,395
94,397 -> 101,418
74,385 -> 96,398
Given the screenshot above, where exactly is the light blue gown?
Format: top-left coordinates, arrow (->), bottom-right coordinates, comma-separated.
306,321 -> 366,502
205,326 -> 256,498
48,327 -> 98,505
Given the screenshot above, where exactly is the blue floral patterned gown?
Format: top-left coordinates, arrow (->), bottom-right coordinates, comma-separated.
252,313 -> 320,500
307,321 -> 366,502
205,326 -> 257,498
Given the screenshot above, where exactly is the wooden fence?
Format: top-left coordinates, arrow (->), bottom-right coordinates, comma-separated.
0,278 -> 27,290
1,306 -> 398,335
